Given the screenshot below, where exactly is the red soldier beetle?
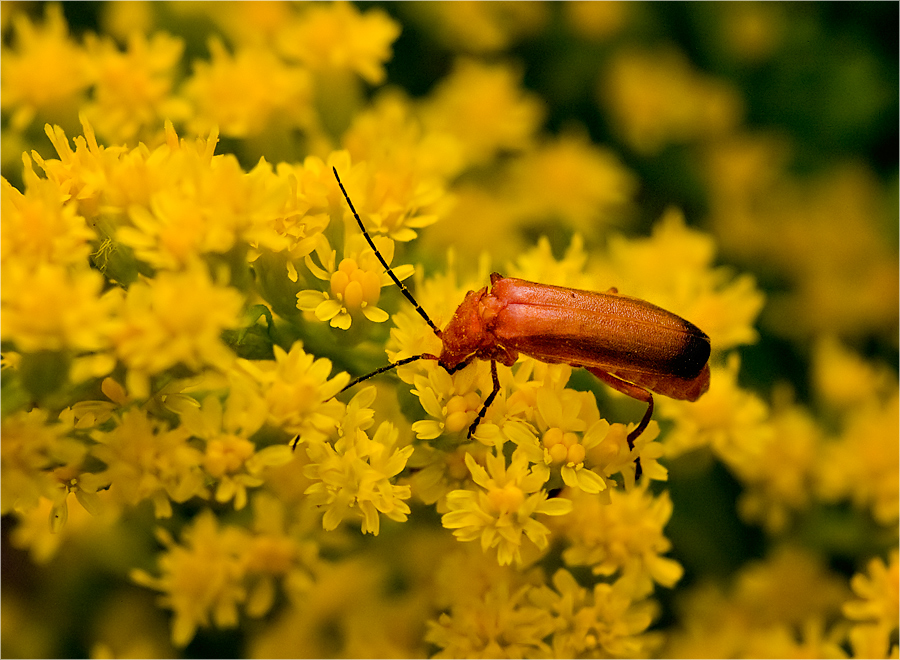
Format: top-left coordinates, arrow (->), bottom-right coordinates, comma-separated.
331,167 -> 710,479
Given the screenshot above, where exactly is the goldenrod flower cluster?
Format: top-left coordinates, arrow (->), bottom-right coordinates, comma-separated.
2,3 -> 896,658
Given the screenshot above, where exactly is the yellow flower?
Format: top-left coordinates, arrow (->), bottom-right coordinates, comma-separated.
845,551 -> 900,634
564,1 -> 630,40
343,89 -> 464,180
8,491 -> 113,565
31,116 -> 145,217
82,31 -> 186,144
340,157 -> 445,243
505,131 -> 637,232
316,150 -> 444,251
816,391 -> 900,526
235,341 -> 348,442
173,393 -> 293,510
31,116 -> 287,282
251,556 -> 425,658
601,45 -> 743,154
107,262 -> 244,398
1,169 -> 95,268
25,116 -> 298,275
420,58 -> 545,166
403,2 -> 549,54
59,376 -> 124,430
303,422 -> 413,535
184,38 -> 314,140
265,167 -> 328,264
733,401 -> 823,533
131,510 -> 250,646
90,409 -> 206,518
295,156 -> 432,329
410,359 -> 486,440
0,408 -> 85,517
132,496 -> 318,647
330,385 -> 378,443
529,569 -> 657,658
426,576 -> 555,658
663,546 -> 850,659
244,493 -> 319,604
534,370 -> 660,490
119,150 -> 293,270
553,487 -> 683,595
707,160 -> 897,341
297,235 -> 394,329
738,546 -> 851,626
407,442 -> 488,507
275,2 -> 400,85
442,452 -> 572,566
0,4 -> 90,131
813,335 -> 897,410
1,260 -> 116,354
527,371 -> 614,493
660,354 -> 770,462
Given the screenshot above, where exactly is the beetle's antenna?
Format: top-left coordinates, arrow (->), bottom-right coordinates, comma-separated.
333,167 -> 441,336
338,352 -> 440,393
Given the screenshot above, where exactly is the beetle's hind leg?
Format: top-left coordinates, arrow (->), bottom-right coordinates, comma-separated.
584,368 -> 653,481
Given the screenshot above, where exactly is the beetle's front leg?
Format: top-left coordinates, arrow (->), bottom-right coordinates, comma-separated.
440,358 -> 496,438
584,367 -> 653,480
467,360 -> 501,438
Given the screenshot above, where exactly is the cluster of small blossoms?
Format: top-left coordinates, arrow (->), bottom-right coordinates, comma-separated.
652,337 -> 899,659
2,3 -> 896,659
0,2 -> 400,148
843,550 -> 900,658
601,45 -> 744,156
130,495 -> 319,647
705,145 -> 898,343
658,333 -> 899,538
425,547 -> 660,658
663,545 -> 900,659
1,5 -> 439,639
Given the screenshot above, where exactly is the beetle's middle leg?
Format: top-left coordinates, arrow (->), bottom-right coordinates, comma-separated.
584,367 -> 653,480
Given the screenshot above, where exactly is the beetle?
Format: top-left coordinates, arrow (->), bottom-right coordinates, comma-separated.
331,167 -> 710,479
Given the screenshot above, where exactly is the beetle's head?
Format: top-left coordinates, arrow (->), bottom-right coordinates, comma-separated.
438,286 -> 490,369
